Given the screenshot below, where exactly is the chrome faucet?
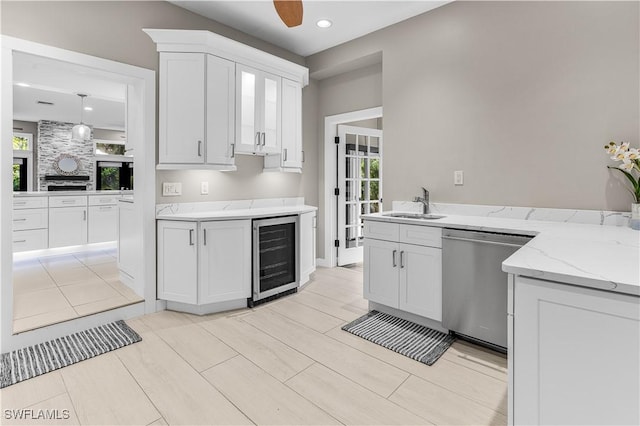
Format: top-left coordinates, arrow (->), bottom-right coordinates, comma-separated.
414,187 -> 430,214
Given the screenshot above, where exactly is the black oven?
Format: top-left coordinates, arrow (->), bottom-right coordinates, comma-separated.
250,216 -> 299,306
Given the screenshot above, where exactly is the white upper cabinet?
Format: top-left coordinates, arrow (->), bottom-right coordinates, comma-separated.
236,64 -> 281,156
158,52 -> 236,170
145,29 -> 308,171
264,78 -> 303,172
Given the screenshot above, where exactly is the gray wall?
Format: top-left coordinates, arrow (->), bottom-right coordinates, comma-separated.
308,1 -> 639,220
1,1 -> 314,205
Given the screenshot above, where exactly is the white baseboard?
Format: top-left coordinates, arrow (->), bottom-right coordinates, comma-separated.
316,257 -> 331,268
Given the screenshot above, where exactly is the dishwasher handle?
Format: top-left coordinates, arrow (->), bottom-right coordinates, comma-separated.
442,235 -> 526,249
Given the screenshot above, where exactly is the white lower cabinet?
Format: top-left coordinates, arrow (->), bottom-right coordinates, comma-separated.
49,206 -> 88,248
511,276 -> 640,425
299,211 -> 316,284
199,220 -> 251,304
88,205 -> 117,243
157,219 -> 251,306
363,221 -> 443,322
157,221 -> 199,304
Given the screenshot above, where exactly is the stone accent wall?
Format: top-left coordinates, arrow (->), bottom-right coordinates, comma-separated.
37,120 -> 94,191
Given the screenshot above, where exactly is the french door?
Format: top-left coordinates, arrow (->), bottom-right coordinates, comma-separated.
337,125 -> 383,266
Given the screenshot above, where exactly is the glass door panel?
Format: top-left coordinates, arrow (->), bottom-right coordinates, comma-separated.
240,70 -> 256,147
262,75 -> 280,152
337,125 -> 383,265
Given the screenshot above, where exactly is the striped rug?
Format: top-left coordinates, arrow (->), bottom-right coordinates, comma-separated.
0,320 -> 141,388
342,311 -> 455,366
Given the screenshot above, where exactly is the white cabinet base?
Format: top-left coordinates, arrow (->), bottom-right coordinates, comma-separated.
166,298 -> 247,316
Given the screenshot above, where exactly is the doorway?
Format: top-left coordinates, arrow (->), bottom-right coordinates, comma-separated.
323,107 -> 383,268
1,36 -> 156,352
337,125 -> 383,266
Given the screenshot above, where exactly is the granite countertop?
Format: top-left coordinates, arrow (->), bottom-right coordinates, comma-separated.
364,212 -> 640,297
156,204 -> 317,221
14,190 -> 133,197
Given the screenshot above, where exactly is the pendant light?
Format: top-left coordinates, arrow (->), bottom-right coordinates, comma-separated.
71,93 -> 91,141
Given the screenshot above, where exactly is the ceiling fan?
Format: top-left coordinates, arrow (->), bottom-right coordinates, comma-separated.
273,0 -> 303,28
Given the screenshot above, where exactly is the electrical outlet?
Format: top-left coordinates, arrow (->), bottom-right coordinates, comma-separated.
454,170 -> 464,186
162,182 -> 182,196
201,181 -> 209,195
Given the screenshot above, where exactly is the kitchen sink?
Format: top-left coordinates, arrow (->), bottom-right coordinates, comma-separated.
382,212 -> 446,220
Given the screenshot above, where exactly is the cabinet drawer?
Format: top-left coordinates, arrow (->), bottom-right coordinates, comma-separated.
400,224 -> 442,248
13,229 -> 48,252
13,197 -> 48,209
363,221 -> 400,241
49,196 -> 87,208
13,208 -> 48,231
88,195 -> 120,206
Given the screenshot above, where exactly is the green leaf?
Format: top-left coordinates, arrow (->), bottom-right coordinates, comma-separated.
608,165 -> 640,202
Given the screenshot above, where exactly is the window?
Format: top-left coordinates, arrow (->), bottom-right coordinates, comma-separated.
13,132 -> 33,192
96,161 -> 133,190
94,139 -> 129,157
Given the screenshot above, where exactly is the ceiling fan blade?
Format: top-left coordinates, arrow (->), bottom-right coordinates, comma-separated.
273,0 -> 303,28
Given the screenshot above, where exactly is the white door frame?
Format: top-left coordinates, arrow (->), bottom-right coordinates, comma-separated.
322,106 -> 382,268
1,36 -> 157,352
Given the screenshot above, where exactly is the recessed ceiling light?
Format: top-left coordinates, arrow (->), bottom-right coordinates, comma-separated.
16,82 -> 31,87
316,19 -> 332,28
84,106 -> 93,111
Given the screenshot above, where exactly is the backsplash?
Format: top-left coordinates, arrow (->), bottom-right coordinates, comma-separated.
37,120 -> 94,191
156,197 -> 305,216
392,201 -> 631,227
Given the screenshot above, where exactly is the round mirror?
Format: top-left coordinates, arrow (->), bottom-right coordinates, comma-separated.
53,154 -> 81,175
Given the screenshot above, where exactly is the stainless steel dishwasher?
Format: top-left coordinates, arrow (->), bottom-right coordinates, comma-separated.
442,228 -> 532,351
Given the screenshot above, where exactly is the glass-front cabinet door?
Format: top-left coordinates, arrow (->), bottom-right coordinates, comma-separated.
235,64 -> 281,155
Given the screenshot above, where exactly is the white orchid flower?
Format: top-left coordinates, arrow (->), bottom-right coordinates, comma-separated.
619,141 -> 630,152
611,147 -> 627,161
619,158 -> 635,171
626,148 -> 640,161
605,142 -> 618,155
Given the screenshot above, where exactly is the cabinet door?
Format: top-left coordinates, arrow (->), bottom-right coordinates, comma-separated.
206,55 -> 236,166
281,78 -> 302,169
363,238 -> 399,307
157,221 -> 198,304
513,276 -> 640,426
159,52 -> 205,164
398,243 -> 442,321
236,65 -> 281,155
88,205 -> 117,243
261,71 -> 282,154
236,65 -> 259,153
299,211 -> 316,281
49,207 -> 87,248
199,220 -> 251,304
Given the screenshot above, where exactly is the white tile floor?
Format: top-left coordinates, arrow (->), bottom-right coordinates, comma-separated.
12,248 -> 143,333
1,266 -> 508,425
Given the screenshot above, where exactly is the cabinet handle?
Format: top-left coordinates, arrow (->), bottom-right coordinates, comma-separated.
13,218 -> 27,222
99,206 -> 112,211
14,201 -> 26,205
400,251 -> 405,268
302,150 -> 305,163
392,249 -> 397,267
197,140 -> 202,157
83,210 -> 87,221
231,143 -> 235,158
261,132 -> 266,146
13,240 -> 26,243
62,200 -> 76,204
255,132 -> 260,147
203,229 -> 207,246
283,148 -> 288,161
189,229 -> 194,246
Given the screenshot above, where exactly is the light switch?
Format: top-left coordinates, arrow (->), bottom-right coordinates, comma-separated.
201,181 -> 209,195
162,182 -> 182,196
454,170 -> 464,186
